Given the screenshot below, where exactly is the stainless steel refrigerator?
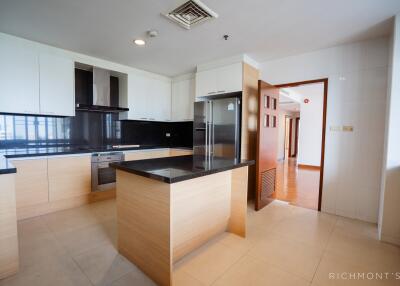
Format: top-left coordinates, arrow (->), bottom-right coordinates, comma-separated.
193,93 -> 241,160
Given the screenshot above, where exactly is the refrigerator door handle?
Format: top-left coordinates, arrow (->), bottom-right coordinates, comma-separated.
211,101 -> 215,156
205,101 -> 208,157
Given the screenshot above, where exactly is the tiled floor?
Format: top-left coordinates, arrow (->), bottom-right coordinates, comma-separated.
1,199 -> 399,286
274,158 -> 320,210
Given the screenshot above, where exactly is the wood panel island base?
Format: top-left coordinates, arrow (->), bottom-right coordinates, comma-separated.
111,155 -> 254,286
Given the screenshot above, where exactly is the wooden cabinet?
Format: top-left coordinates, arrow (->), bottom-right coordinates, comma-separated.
39,54 -> 75,116
195,62 -> 243,98
48,155 -> 91,201
171,77 -> 195,121
124,150 -> 170,161
169,149 -> 193,157
0,174 -> 18,279
11,159 -> 49,209
123,73 -> 171,121
0,35 -> 40,115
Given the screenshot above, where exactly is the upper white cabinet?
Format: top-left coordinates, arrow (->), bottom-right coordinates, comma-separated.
195,62 -> 242,98
0,36 -> 40,114
171,77 -> 195,121
123,72 -> 171,121
150,78 -> 171,121
39,54 -> 75,116
0,34 -> 75,116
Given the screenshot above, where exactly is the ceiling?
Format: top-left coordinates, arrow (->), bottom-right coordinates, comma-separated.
0,0 -> 399,77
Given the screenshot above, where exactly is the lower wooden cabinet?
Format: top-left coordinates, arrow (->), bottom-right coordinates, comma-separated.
11,159 -> 49,209
169,149 -> 193,157
9,149 -> 192,220
124,149 -> 170,161
0,174 -> 19,279
48,155 -> 91,201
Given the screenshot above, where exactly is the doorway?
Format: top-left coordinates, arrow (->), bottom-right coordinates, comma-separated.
275,79 -> 327,211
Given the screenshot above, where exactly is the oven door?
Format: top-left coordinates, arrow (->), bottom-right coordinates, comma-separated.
91,161 -> 119,192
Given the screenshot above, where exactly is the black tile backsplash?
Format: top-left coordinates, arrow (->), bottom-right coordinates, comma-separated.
0,112 -> 193,149
120,120 -> 193,148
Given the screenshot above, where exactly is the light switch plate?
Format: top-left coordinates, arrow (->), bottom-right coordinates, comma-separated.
342,126 -> 354,132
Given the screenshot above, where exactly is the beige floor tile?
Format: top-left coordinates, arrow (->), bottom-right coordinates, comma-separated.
312,251 -> 399,286
247,231 -> 324,281
271,210 -> 336,249
0,254 -> 92,286
213,254 -> 310,286
326,227 -> 400,270
17,217 -> 67,268
73,242 -> 135,285
89,199 -> 117,222
335,217 -> 379,240
42,205 -> 101,234
176,240 -> 247,285
53,219 -> 116,257
110,270 -> 157,286
173,267 -> 205,286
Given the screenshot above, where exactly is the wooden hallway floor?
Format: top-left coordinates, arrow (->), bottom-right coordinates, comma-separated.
273,158 -> 320,210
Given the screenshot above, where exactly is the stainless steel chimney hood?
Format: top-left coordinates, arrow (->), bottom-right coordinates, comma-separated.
75,67 -> 129,113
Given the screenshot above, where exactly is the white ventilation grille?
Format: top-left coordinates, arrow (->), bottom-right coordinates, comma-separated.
164,0 -> 218,30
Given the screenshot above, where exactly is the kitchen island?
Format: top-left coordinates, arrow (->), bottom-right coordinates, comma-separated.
111,155 -> 254,286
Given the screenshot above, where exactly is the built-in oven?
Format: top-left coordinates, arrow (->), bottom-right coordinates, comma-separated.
91,152 -> 124,192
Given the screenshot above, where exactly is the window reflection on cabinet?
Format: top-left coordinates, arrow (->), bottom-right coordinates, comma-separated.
273,98 -> 277,110
273,116 -> 277,128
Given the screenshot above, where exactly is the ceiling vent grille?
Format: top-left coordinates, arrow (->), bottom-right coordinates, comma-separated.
164,0 -> 218,30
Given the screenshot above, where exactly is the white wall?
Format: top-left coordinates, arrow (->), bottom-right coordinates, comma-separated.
379,15 -> 400,245
292,83 -> 324,167
260,37 -> 389,223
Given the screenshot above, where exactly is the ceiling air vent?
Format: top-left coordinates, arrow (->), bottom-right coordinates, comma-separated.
163,0 -> 218,30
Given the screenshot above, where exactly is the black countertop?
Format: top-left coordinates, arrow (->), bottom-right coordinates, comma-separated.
0,155 -> 16,174
0,145 -> 190,159
110,155 -> 254,184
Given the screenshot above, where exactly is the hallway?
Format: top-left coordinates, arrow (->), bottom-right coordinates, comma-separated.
273,158 -> 320,210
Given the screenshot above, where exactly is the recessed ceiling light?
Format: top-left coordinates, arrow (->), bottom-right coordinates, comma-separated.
134,39 -> 146,46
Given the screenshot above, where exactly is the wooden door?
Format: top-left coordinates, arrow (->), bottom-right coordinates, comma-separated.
255,80 -> 280,210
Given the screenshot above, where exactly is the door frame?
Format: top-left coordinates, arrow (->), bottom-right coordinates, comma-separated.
275,78 -> 328,211
294,117 -> 300,157
289,118 -> 293,157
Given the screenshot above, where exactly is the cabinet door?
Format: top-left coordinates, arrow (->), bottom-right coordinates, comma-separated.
126,73 -> 149,120
48,155 -> 91,201
172,78 -> 195,121
0,36 -> 40,114
39,54 -> 75,116
124,150 -> 170,161
149,79 -> 171,121
195,69 -> 217,98
11,159 -> 49,209
216,63 -> 243,94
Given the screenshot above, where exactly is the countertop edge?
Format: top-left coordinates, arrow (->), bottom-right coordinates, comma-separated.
0,155 -> 16,175
2,146 -> 192,159
111,159 -> 255,184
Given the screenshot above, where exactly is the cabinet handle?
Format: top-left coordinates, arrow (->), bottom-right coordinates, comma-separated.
140,117 -> 148,120
217,90 -> 226,93
149,118 -> 155,120
207,91 -> 216,95
24,110 -> 34,113
184,118 -> 192,121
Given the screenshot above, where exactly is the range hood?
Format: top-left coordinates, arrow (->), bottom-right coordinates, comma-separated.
75,67 -> 129,113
